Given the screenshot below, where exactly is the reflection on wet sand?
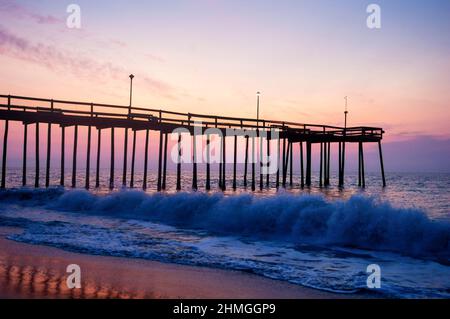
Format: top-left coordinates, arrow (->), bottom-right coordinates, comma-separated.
0,257 -> 158,299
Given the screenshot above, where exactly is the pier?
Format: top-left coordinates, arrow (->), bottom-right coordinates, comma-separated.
0,94 -> 386,191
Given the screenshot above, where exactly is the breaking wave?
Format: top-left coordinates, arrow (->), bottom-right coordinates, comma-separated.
1,188 -> 449,261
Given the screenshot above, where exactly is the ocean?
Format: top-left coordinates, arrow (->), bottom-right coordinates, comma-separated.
0,168 -> 449,298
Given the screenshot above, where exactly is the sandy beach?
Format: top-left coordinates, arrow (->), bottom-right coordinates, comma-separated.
0,227 -> 351,299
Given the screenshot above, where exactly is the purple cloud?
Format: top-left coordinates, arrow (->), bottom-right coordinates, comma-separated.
0,0 -> 62,25
0,26 -> 175,98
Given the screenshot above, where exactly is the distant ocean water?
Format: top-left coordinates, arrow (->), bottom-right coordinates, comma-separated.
0,169 -> 449,298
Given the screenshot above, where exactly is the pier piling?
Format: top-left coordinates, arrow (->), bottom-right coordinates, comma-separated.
289,142 -> 293,186
305,142 -> 312,186
22,124 -> 27,186
157,131 -> 164,191
1,120 -> 8,189
251,136 -> 256,191
282,138 -> 286,188
85,126 -> 92,189
109,127 -> 115,190
222,134 -> 226,191
360,142 -> 366,188
60,126 -> 65,186
191,133 -> 197,191
123,128 -> 128,187
95,129 -> 101,188
300,141 -> 304,188
341,139 -> 346,186
45,123 -> 51,188
35,122 -> 40,188
130,130 -> 136,188
266,136 -> 270,187
244,136 -> 249,187
162,133 -> 168,190
276,137 -> 280,189
233,135 -> 237,190
176,133 -> 181,191
319,143 -> 323,187
72,125 -> 78,188
206,134 -> 211,191
378,141 -> 386,187
219,136 -> 223,190
143,129 -> 149,190
259,135 -> 263,191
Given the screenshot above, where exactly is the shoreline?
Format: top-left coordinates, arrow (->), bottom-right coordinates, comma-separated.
0,227 -> 361,299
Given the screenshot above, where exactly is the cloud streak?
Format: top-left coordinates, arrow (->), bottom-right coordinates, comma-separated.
0,26 -> 175,98
0,0 -> 62,25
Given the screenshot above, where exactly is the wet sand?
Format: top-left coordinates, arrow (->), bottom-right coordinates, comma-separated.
0,227 -> 356,299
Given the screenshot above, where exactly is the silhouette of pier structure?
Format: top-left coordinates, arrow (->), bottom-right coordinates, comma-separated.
0,94 -> 386,191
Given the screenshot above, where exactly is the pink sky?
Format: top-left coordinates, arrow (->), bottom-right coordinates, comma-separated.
0,0 -> 449,172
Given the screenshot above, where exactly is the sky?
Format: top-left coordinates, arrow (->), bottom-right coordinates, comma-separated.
0,0 -> 449,172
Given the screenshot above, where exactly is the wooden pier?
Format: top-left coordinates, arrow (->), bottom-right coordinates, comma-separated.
0,94 -> 386,191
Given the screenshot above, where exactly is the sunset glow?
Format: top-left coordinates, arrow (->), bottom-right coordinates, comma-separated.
1,0 -> 449,171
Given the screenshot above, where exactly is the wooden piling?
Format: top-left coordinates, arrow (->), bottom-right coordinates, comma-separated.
305,142 -> 312,186
378,141 -> 386,187
283,141 -> 291,187
45,124 -> 51,188
219,135 -> 223,189
22,124 -> 28,186
222,134 -> 226,191
95,129 -> 101,188
122,128 -> 128,187
276,137 -> 280,189
35,122 -> 40,188
162,133 -> 168,190
143,129 -> 150,190
72,125 -> 78,188
206,134 -> 211,191
300,141 -> 304,188
338,142 -> 342,186
360,142 -> 366,188
244,136 -> 249,187
1,120 -> 8,189
319,142 -> 323,187
341,138 -> 346,186
109,127 -> 115,190
130,130 -> 136,188
158,131 -> 164,191
233,134 -> 237,190
85,126 -> 92,189
266,136 -> 270,187
324,142 -> 328,186
191,133 -> 197,191
176,133 -> 181,191
60,126 -> 65,187
282,138 -> 286,187
251,136 -> 256,191
358,143 -> 362,187
289,142 -> 293,187
259,135 -> 263,191
326,142 -> 331,186
1,98 -> 10,189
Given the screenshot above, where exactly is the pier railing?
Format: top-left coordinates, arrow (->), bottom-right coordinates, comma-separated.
0,95 -> 383,139
0,94 -> 386,190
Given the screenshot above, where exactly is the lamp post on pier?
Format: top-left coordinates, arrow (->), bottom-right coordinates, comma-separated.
128,74 -> 135,114
123,74 -> 134,187
340,96 -> 349,186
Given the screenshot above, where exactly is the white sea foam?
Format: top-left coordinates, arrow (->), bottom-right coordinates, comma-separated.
1,188 -> 449,260
1,188 -> 450,298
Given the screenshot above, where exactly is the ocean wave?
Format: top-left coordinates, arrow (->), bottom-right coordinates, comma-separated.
1,188 -> 449,261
